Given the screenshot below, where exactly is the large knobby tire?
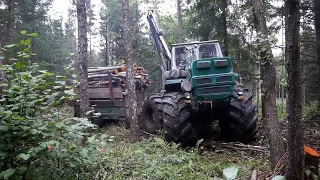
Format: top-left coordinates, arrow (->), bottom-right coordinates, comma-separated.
220,86 -> 258,144
162,92 -> 197,146
141,94 -> 163,134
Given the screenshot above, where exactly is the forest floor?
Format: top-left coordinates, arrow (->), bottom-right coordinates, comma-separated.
65,105 -> 320,179
94,124 -> 270,179
93,120 -> 320,179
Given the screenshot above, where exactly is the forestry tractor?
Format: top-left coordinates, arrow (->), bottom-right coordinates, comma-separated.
141,11 -> 258,146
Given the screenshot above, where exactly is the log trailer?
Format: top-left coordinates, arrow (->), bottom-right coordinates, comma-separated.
74,65 -> 150,127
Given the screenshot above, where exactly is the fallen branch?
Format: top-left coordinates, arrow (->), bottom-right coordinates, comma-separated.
220,144 -> 268,153
219,142 -> 268,153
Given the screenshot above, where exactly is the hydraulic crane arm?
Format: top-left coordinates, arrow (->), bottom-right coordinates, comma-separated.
147,11 -> 172,70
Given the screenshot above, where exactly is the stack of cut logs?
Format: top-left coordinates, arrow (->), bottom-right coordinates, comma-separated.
87,64 -> 151,92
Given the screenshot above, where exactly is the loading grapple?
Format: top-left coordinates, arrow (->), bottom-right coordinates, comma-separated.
141,11 -> 258,146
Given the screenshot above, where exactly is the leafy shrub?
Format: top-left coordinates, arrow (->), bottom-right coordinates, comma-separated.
303,101 -> 320,122
0,32 -> 102,179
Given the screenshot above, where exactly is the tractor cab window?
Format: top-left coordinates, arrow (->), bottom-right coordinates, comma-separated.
199,44 -> 218,59
173,42 -> 222,70
174,45 -> 197,69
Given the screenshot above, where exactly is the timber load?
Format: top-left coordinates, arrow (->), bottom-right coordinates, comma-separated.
86,64 -> 151,93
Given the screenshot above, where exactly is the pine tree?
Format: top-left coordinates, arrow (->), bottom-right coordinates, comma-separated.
285,0 -> 304,179
252,0 -> 285,170
122,0 -> 140,142
76,0 -> 90,116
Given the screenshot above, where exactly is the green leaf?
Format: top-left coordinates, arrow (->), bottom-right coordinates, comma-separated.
17,153 -> 30,160
0,84 -> 8,88
24,39 -> 31,45
21,30 -> 27,35
312,174 -> 320,180
22,48 -> 30,53
271,176 -> 286,180
16,166 -> 27,174
305,169 -> 311,177
0,151 -> 7,157
0,168 -> 15,179
0,126 -> 9,132
14,61 -> 28,70
41,71 -> 54,78
223,166 -> 238,180
56,76 -> 66,80
4,44 -> 17,48
64,89 -> 75,95
27,33 -> 38,37
154,137 -> 165,146
55,122 -> 64,129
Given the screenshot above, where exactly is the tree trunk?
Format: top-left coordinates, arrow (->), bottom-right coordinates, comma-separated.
6,0 -> 13,44
122,0 -> 140,142
315,0 -> 320,104
285,0 -> 304,179
252,0 -> 285,170
221,0 -> 228,56
177,0 -> 183,43
76,0 -> 90,117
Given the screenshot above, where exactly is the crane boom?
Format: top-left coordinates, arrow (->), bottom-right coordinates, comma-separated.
147,11 -> 172,70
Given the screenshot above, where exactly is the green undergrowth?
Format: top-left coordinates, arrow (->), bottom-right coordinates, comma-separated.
93,126 -> 269,180
0,34 -> 268,180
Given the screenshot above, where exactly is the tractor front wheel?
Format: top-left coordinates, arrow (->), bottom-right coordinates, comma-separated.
162,92 -> 197,146
220,87 -> 258,144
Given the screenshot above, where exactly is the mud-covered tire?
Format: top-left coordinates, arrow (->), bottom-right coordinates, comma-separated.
162,92 -> 197,146
220,86 -> 258,144
141,94 -> 163,134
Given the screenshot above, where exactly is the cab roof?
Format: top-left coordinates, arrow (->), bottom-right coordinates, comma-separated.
171,40 -> 220,47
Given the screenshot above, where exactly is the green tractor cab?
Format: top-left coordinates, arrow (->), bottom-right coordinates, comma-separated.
142,12 -> 258,146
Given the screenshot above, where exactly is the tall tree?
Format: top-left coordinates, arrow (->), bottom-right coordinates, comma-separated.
220,0 -> 228,56
177,0 -> 183,42
315,0 -> 320,103
76,0 -> 90,116
285,0 -> 304,179
122,0 -> 140,141
252,0 -> 284,169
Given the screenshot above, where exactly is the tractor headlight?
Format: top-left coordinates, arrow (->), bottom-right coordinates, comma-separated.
181,79 -> 191,92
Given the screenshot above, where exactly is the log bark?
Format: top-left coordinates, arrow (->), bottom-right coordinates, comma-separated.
76,0 -> 90,117
285,0 -> 304,179
122,0 -> 140,142
252,0 -> 284,170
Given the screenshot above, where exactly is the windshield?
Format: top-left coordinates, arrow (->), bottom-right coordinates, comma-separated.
175,45 -> 197,69
173,43 -> 219,69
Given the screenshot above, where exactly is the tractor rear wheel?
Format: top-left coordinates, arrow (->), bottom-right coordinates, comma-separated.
162,92 -> 197,146
141,94 -> 163,134
220,87 -> 258,144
